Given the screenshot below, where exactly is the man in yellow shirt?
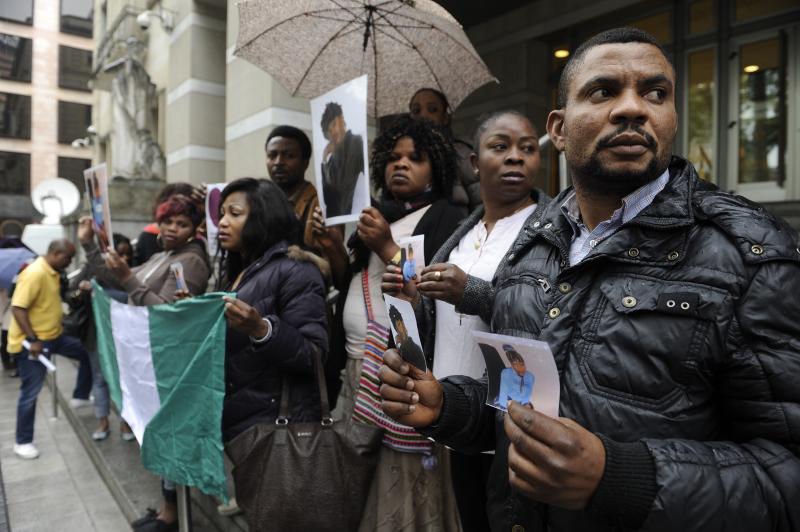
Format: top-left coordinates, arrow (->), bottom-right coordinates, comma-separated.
9,239 -> 93,459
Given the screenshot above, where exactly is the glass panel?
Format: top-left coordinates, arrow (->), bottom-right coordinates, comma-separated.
58,157 -> 91,194
737,38 -> 785,184
735,0 -> 798,23
0,92 -> 31,139
61,0 -> 94,37
689,0 -> 715,35
0,0 -> 34,25
687,48 -> 715,181
0,151 -> 31,194
58,101 -> 92,144
0,34 -> 32,82
628,12 -> 672,45
59,46 -> 92,91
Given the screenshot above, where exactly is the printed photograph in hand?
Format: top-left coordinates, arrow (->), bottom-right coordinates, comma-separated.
397,235 -> 425,282
384,294 -> 426,372
83,163 -> 113,251
310,75 -> 370,225
473,331 -> 559,418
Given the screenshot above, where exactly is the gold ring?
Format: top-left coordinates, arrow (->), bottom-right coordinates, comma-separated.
434,271 -> 442,281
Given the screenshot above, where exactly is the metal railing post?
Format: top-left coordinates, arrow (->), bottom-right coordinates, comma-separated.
177,485 -> 193,532
49,355 -> 58,418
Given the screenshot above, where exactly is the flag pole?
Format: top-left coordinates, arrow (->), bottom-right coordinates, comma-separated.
177,485 -> 193,532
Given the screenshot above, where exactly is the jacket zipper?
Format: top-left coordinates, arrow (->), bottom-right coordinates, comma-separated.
536,278 -> 551,293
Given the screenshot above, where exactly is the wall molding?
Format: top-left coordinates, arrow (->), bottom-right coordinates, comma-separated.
225,106 -> 311,143
166,145 -> 225,166
166,78 -> 226,105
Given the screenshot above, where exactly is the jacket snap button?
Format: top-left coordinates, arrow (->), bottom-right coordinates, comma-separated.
627,248 -> 640,258
548,307 -> 561,319
544,223 -> 553,229
558,282 -> 572,293
512,526 -> 525,532
751,244 -> 764,255
622,296 -> 637,308
533,221 -> 541,228
667,251 -> 679,261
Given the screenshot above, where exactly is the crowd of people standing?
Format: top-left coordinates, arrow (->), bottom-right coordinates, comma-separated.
3,26 -> 798,532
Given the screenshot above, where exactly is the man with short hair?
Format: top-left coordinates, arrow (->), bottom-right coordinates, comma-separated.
9,239 -> 93,459
265,125 -> 321,251
379,27 -> 800,531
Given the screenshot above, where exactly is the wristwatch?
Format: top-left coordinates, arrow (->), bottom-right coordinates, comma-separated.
25,335 -> 39,343
250,317 -> 273,344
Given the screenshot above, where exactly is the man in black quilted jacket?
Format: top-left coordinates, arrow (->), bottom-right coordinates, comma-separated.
378,27 -> 800,532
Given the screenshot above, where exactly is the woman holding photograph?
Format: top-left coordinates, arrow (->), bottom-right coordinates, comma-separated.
313,116 -> 465,531
382,110 -> 548,532
78,194 -> 211,532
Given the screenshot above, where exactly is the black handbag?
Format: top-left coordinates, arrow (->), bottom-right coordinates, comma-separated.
63,289 -> 92,340
226,348 -> 383,532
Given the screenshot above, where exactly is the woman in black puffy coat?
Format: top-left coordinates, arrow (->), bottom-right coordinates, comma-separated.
216,177 -> 328,441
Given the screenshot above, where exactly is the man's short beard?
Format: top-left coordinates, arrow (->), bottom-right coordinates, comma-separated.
570,154 -> 667,198
568,124 -> 671,198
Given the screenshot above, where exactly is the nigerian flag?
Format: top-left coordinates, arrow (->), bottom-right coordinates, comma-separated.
91,282 -> 229,500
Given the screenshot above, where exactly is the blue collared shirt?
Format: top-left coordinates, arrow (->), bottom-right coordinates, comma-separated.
495,367 -> 535,407
560,170 -> 670,265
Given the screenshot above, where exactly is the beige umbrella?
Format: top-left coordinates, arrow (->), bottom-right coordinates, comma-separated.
234,0 -> 497,117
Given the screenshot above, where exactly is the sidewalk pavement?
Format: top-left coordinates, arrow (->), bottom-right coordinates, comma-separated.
5,352 -> 241,532
0,362 -> 130,531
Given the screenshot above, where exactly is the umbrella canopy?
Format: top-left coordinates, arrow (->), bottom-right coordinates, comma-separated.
0,247 -> 36,291
234,0 -> 497,118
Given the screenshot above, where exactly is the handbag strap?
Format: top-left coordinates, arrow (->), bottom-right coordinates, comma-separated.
275,345 -> 332,426
361,268 -> 376,321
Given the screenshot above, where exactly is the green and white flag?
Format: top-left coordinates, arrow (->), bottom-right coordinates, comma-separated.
91,282 -> 229,500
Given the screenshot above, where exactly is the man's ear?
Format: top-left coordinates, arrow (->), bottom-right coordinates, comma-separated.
546,109 -> 567,152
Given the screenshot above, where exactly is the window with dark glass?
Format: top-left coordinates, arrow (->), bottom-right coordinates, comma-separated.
59,46 -> 92,91
0,0 -> 34,25
737,37 -> 786,185
0,92 -> 31,139
61,0 -> 93,37
58,101 -> 92,144
58,157 -> 91,194
0,151 -> 31,195
0,34 -> 32,82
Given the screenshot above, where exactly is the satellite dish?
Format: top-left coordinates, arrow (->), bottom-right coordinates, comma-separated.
31,178 -> 81,225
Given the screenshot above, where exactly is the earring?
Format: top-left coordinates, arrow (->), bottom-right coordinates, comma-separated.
474,169 -> 479,175
156,233 -> 163,246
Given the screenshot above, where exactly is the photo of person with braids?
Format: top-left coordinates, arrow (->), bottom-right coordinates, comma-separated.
311,76 -> 370,225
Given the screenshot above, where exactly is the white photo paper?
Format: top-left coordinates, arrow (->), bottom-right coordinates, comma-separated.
310,75 -> 370,226
472,331 -> 560,418
83,163 -> 114,251
383,294 -> 426,372
396,235 -> 425,282
205,183 -> 226,258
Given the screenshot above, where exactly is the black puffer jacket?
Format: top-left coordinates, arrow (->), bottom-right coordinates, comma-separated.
425,157 -> 800,532
222,242 -> 328,442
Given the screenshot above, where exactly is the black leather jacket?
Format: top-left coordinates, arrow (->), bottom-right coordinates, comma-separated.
424,157 -> 800,531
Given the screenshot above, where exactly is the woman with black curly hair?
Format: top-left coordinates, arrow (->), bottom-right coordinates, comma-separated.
312,116 -> 465,531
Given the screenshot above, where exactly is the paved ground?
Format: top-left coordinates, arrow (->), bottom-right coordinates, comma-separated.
0,364 -> 130,532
